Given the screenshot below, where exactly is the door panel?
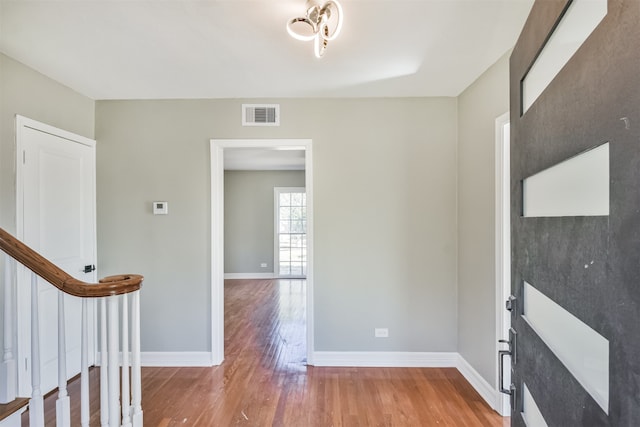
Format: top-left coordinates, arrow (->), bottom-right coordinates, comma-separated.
17,119 -> 97,396
510,0 -> 640,425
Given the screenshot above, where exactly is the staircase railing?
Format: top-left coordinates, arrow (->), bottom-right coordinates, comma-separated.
0,227 -> 143,427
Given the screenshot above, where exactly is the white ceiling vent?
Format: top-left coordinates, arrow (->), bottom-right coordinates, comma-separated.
242,104 -> 280,126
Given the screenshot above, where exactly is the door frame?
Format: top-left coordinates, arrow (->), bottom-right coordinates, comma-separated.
210,139 -> 314,365
15,115 -> 98,396
494,111 -> 510,416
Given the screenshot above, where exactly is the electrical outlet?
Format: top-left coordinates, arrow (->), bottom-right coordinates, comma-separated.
260,263 -> 268,268
375,328 -> 389,338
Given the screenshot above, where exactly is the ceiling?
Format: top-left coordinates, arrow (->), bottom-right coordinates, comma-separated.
0,0 -> 534,101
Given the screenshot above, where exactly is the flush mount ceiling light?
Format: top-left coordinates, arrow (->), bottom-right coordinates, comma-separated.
286,0 -> 344,58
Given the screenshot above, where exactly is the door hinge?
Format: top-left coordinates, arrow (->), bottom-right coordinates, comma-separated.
23,150 -> 26,164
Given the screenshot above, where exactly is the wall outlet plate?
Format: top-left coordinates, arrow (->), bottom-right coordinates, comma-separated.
375,328 -> 389,338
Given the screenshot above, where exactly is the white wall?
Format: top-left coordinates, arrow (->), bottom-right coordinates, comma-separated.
224,170 -> 305,274
0,53 -> 95,234
0,51 -> 509,380
457,51 -> 510,385
0,52 -> 95,368
95,98 -> 459,353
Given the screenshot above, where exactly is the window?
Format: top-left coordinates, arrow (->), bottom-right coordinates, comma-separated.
275,188 -> 306,277
521,0 -> 607,114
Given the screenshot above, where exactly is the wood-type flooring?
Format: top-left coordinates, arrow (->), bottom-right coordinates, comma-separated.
28,278 -> 508,426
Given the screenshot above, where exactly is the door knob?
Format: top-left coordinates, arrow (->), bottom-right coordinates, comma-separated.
505,295 -> 516,312
498,327 -> 517,398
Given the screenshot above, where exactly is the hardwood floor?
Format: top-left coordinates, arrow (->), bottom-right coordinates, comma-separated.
31,278 -> 508,426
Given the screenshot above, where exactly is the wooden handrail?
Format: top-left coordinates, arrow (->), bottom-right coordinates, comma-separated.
0,227 -> 142,297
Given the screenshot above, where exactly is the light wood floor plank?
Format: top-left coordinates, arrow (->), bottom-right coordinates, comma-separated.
27,278 -> 507,426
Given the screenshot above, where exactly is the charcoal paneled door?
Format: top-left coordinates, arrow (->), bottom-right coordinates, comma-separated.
509,0 -> 640,425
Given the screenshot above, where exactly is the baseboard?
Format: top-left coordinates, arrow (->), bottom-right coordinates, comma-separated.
0,408 -> 23,427
311,351 -> 458,367
97,352 -> 214,367
456,354 -> 500,413
141,352 -> 214,367
224,273 -> 275,280
0,359 -> 17,403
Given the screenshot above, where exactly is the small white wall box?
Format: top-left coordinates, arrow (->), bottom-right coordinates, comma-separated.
153,201 -> 168,215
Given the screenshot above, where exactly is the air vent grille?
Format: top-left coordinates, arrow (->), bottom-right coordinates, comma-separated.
242,104 -> 280,126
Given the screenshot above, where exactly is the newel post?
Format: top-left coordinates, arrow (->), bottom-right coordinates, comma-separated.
0,254 -> 17,403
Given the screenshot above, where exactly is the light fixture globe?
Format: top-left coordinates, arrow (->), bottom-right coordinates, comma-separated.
286,0 -> 344,57
286,17 -> 317,41
319,0 -> 343,41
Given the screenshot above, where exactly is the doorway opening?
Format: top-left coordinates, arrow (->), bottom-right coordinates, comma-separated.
495,112 -> 511,416
210,139 -> 314,366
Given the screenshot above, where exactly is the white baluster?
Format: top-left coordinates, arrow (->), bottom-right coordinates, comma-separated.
81,298 -> 90,427
107,295 -> 120,427
121,294 -> 131,427
29,273 -> 44,427
100,298 -> 109,427
56,292 -> 70,427
130,290 -> 143,427
0,255 -> 16,403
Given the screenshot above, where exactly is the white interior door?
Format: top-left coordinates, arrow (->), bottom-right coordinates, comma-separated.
15,116 -> 97,397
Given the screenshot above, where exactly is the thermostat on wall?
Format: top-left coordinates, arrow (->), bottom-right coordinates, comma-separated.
153,201 -> 168,215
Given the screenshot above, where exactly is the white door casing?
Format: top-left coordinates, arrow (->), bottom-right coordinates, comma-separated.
495,112 -> 511,416
210,139 -> 314,366
15,115 -> 97,397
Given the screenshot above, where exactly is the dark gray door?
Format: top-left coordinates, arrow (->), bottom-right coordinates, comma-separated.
510,0 -> 640,425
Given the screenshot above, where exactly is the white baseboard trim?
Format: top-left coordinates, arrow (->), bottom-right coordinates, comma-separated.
97,352 -> 214,367
0,407 -> 23,427
311,351 -> 458,367
0,359 -> 17,403
141,352 -> 214,367
456,354 -> 500,413
224,273 -> 275,280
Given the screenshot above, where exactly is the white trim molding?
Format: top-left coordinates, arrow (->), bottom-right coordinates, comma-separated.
0,406 -> 25,427
224,273 -> 276,280
456,354 -> 500,414
97,352 -> 215,367
494,111 -> 511,417
210,139 -> 314,368
311,351 -> 458,368
140,352 -> 215,367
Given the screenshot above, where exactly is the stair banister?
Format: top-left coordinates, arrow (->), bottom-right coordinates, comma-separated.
0,227 -> 143,427
0,228 -> 141,298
